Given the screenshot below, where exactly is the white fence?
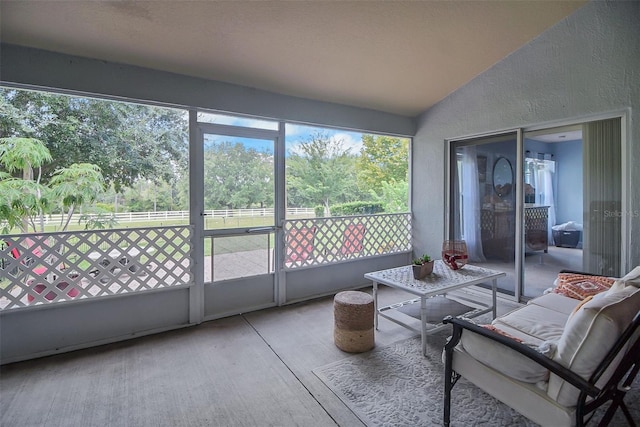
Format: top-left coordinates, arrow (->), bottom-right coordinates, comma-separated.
41,208 -> 315,225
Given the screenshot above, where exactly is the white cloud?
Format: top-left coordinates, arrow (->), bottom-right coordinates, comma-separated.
285,125 -> 363,154
197,112 -> 278,130
331,132 -> 363,154
285,123 -> 312,138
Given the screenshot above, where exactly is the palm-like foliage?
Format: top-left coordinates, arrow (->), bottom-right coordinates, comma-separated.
0,136 -> 106,233
0,137 -> 52,176
49,163 -> 105,231
0,137 -> 52,232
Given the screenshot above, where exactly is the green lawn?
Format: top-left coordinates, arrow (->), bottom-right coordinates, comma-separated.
34,213 -> 303,233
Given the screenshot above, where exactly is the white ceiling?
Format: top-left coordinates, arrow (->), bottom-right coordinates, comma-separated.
527,126 -> 583,143
0,1 -> 586,117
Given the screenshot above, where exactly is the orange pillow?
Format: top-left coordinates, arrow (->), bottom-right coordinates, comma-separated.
552,273 -> 614,300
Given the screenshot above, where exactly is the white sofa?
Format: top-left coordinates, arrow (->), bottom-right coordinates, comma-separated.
443,268 -> 640,427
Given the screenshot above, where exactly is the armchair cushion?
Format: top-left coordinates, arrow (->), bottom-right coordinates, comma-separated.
609,265 -> 640,292
548,285 -> 640,406
447,343 -> 576,426
460,303 -> 568,383
493,303 -> 568,343
527,292 -> 581,316
459,327 -> 553,383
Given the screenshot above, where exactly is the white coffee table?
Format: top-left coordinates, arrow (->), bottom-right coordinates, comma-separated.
365,260 -> 506,356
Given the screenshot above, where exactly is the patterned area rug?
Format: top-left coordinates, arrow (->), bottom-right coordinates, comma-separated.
313,332 -> 639,426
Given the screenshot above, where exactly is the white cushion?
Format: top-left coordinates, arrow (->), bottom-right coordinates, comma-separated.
527,292 -> 580,316
608,265 -> 640,292
548,286 -> 640,406
494,303 -> 568,342
460,325 -> 553,383
459,304 -> 567,383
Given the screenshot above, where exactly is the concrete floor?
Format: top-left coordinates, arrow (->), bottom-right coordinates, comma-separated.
207,245 -> 583,291
0,284 -> 524,427
480,245 -> 583,297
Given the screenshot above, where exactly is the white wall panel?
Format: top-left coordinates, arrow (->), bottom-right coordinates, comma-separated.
1,289 -> 190,363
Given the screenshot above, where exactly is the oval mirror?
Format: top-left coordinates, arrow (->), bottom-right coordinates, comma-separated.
493,157 -> 513,197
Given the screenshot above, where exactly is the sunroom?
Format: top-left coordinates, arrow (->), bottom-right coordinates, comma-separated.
1,3 -> 639,421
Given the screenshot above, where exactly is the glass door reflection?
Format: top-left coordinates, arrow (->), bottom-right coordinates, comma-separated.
449,132 -> 518,296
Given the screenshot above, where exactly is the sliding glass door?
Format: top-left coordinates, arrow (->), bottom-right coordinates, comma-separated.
448,117 -> 623,302
448,132 -> 519,296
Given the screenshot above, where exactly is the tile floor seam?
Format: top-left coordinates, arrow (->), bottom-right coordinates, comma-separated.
240,313 -> 342,427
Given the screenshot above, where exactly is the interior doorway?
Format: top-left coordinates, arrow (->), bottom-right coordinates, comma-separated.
521,124 -> 584,297
521,117 -> 622,297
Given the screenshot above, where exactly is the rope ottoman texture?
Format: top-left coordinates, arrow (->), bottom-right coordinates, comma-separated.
333,290 -> 375,353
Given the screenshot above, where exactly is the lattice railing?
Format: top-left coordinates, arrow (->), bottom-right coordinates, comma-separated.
0,226 -> 193,310
282,213 -> 411,269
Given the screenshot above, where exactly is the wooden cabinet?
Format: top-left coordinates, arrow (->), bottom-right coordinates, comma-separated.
525,206 -> 549,253
480,205 -> 549,260
481,209 -> 514,260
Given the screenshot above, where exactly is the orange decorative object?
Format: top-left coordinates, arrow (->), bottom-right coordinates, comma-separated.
442,240 -> 468,270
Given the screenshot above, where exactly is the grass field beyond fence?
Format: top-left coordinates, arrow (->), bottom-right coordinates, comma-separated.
11,209 -> 315,234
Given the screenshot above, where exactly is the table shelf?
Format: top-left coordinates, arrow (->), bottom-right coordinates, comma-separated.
366,261 -> 506,356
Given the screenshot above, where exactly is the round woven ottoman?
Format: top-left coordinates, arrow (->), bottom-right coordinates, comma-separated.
333,290 -> 375,353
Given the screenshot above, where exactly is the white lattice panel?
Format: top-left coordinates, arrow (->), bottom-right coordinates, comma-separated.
282,213 -> 411,270
0,226 -> 193,310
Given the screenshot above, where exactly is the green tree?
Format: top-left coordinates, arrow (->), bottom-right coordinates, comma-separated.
49,163 -> 106,231
0,137 -> 52,232
356,135 -> 409,194
123,179 -> 181,212
0,137 -> 107,233
0,173 -> 49,233
0,137 -> 52,181
203,141 -> 273,209
369,179 -> 409,213
0,88 -> 188,193
286,131 -> 359,216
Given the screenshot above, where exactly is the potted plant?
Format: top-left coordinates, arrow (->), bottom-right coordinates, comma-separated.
412,254 -> 434,279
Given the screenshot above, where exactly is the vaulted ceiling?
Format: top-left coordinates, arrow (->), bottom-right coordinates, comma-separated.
0,1 -> 586,117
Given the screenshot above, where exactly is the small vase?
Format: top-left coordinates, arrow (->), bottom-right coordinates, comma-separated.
442,240 -> 468,270
412,261 -> 434,279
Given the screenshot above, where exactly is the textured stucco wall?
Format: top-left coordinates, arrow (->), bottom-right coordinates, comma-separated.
413,1 -> 640,269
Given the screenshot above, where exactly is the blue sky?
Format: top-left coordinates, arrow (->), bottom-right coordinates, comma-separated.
286,124 -> 364,154
198,112 -> 365,155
